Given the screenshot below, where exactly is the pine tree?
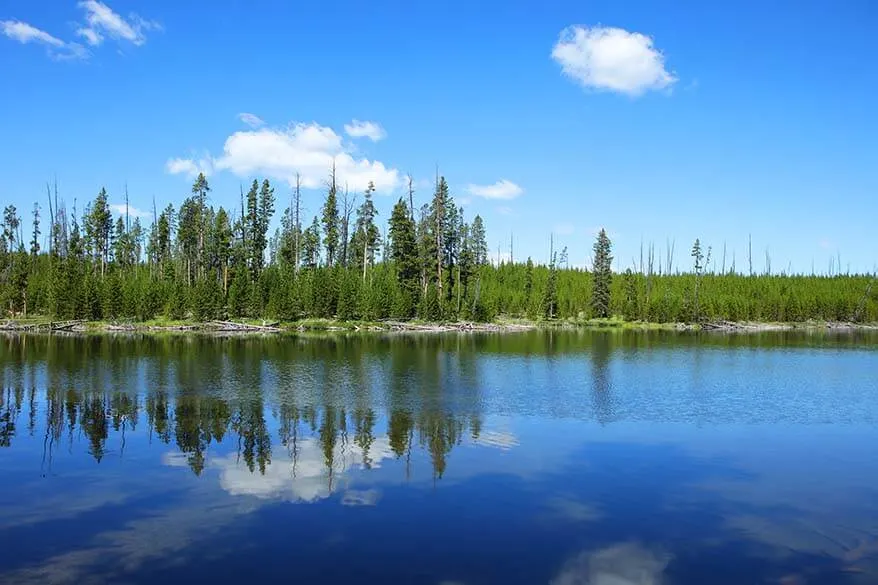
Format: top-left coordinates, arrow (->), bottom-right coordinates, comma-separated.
471,215 -> 488,266
191,172 -> 210,279
353,181 -> 380,282
691,238 -> 711,323
592,228 -> 613,318
30,203 -> 40,257
322,166 -> 340,267
388,198 -> 418,317
85,189 -> 112,277
302,216 -> 321,269
543,252 -> 558,319
524,256 -> 534,317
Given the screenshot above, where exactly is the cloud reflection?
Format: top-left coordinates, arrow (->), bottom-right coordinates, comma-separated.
164,436 -> 397,503
551,543 -> 670,585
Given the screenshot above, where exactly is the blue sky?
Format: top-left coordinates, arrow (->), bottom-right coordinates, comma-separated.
2,0 -> 876,274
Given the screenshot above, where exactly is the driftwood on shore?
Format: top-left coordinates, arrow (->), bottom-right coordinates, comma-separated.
207,320 -> 282,332
0,320 -> 86,332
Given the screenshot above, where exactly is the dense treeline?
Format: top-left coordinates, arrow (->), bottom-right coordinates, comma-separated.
1,171 -> 875,324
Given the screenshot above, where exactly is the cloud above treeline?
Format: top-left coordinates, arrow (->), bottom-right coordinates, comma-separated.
466,179 -> 524,200
552,25 -> 677,96
167,117 -> 402,194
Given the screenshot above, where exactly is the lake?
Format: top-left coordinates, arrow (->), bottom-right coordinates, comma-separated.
1,330 -> 877,584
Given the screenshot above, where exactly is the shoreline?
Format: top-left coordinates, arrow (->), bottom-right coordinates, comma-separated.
1,317 -> 877,335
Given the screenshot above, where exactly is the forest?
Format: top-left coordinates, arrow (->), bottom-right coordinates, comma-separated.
1,170 -> 876,325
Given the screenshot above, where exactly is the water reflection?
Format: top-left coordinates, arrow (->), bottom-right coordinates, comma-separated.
1,331 -> 878,585
0,385 -> 491,483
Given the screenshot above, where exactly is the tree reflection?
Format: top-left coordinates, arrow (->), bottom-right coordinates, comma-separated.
0,333 -> 497,482
590,332 -> 614,425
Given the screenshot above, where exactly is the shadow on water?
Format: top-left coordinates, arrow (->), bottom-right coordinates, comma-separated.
0,331 -> 876,584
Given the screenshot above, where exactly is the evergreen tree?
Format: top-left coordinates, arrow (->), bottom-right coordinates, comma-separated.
524,257 -> 534,317
321,167 -> 340,267
470,215 -> 488,266
388,198 -> 418,317
248,179 -> 275,278
30,203 -> 40,257
592,229 -> 613,318
302,216 -> 321,269
543,252 -> 558,320
85,189 -> 112,277
353,181 -> 380,282
191,172 -> 210,278
691,238 -> 711,323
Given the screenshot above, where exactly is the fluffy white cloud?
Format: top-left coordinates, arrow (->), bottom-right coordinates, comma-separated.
466,179 -> 524,200
1,20 -> 87,59
168,121 -> 401,193
552,25 -> 676,96
238,112 -> 265,129
77,0 -> 159,47
344,119 -> 387,142
165,156 -> 213,179
109,203 -> 152,219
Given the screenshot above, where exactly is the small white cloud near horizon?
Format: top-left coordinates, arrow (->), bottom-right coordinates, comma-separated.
1,19 -> 87,60
467,179 -> 524,200
552,25 -> 677,96
166,156 -> 214,179
344,119 -> 387,142
818,238 -> 833,250
77,0 -> 160,47
238,113 -> 265,129
109,203 -> 152,219
167,121 -> 401,193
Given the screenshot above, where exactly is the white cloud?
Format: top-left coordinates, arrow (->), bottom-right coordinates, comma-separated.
467,179 -> 524,200
1,20 -> 87,60
165,156 -> 213,179
1,20 -> 65,47
344,119 -> 387,142
77,0 -> 159,47
238,112 -> 265,129
497,206 -> 514,216
109,203 -> 151,219
76,27 -> 101,46
168,121 -> 401,193
552,25 -> 677,96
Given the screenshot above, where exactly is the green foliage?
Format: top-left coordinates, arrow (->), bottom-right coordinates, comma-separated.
2,172 -> 875,327
591,229 -> 613,318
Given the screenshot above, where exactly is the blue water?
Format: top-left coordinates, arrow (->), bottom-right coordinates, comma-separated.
0,331 -> 876,584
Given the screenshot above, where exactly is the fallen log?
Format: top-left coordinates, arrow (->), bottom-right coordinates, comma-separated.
208,320 -> 282,332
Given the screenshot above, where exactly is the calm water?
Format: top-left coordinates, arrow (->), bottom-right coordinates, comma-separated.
1,331 -> 877,585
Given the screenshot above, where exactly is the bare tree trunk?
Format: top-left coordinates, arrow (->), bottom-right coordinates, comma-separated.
407,174 -> 415,222
721,241 -> 726,274
748,234 -> 753,277
362,232 -> 368,283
